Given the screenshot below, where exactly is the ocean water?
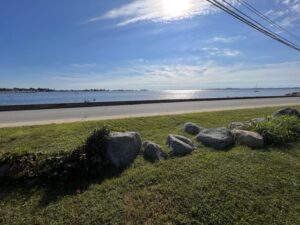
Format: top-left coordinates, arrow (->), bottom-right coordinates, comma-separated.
0,88 -> 299,106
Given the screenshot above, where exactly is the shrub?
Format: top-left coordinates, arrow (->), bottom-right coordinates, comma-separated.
248,116 -> 300,146
0,127 -> 110,185
80,126 -> 111,175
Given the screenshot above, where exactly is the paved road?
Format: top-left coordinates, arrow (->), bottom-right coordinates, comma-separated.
0,97 -> 299,127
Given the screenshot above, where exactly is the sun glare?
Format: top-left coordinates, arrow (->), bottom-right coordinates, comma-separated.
163,0 -> 191,18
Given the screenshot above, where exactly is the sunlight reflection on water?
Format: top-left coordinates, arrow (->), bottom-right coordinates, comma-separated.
162,89 -> 205,99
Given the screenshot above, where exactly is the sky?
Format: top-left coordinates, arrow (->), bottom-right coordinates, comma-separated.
0,0 -> 300,90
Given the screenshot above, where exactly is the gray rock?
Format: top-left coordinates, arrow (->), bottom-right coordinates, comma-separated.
273,107 -> 300,118
166,135 -> 194,156
232,129 -> 264,149
169,134 -> 194,146
106,132 -> 142,168
183,122 -> 202,135
143,141 -> 166,162
196,128 -> 234,150
229,122 -> 246,130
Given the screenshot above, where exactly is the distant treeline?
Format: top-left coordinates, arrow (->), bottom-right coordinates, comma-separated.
0,87 -> 108,92
0,88 -> 148,93
0,88 -> 55,92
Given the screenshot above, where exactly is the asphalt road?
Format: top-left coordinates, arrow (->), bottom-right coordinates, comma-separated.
0,97 -> 299,127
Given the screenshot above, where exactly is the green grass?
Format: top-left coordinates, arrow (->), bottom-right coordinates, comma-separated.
1,105 -> 300,225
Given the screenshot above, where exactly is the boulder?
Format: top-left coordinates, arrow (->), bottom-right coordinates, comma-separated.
169,134 -> 194,146
106,132 -> 141,168
273,107 -> 300,118
196,128 -> 234,150
232,129 -> 264,149
229,122 -> 246,130
143,141 -> 166,162
183,122 -> 202,135
166,135 -> 194,156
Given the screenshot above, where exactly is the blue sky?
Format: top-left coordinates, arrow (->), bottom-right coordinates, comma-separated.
0,0 -> 300,90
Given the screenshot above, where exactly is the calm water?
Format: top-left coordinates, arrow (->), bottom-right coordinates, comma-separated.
0,88 -> 299,106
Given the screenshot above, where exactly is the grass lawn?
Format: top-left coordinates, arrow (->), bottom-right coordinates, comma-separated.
1,105 -> 300,225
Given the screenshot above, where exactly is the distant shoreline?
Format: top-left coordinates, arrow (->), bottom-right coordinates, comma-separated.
0,88 -> 106,93
0,89 -> 149,93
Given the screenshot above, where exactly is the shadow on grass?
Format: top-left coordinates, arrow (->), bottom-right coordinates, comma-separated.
0,127 -> 123,206
38,165 -> 124,206
262,142 -> 300,157
0,165 -> 124,207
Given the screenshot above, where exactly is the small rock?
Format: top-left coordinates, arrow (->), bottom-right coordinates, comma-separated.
166,135 -> 194,156
229,122 -> 246,130
106,132 -> 142,168
183,122 -> 202,135
273,107 -> 300,118
196,128 -> 234,150
232,129 -> 264,149
143,141 -> 166,162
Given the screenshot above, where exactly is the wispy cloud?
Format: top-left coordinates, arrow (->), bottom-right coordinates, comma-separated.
84,0 -> 300,31
202,47 -> 241,57
208,35 -> 245,44
100,60 -> 300,89
50,60 -> 300,90
269,0 -> 300,27
85,0 -> 237,26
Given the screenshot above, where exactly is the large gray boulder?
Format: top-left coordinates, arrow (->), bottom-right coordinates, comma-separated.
229,122 -> 246,130
183,122 -> 202,135
196,128 -> 234,150
106,132 -> 142,168
273,107 -> 300,118
143,141 -> 166,162
232,129 -> 264,149
166,135 -> 194,156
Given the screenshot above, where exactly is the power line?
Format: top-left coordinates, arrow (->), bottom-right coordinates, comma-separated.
236,0 -> 300,42
217,0 -> 300,51
218,0 -> 300,50
205,0 -> 300,52
220,0 -> 300,49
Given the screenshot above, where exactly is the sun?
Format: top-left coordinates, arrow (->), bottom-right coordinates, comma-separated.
163,0 -> 191,17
